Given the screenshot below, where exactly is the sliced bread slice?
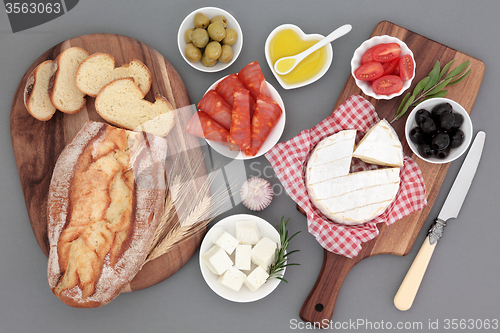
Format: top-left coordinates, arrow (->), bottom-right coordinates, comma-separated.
76,53 -> 152,97
95,77 -> 175,137
24,60 -> 57,121
49,47 -> 89,114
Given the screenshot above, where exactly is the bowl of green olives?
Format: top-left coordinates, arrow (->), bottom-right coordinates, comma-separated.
405,98 -> 473,164
178,7 -> 242,72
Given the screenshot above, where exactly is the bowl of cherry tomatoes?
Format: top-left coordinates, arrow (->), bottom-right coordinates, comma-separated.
351,35 -> 415,99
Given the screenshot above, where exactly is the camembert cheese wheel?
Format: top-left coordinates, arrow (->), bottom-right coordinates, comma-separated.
306,123 -> 402,225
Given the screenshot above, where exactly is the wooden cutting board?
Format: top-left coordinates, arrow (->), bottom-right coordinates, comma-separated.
10,33 -> 207,292
299,21 -> 485,326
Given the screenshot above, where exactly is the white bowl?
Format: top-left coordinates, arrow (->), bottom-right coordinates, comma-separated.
199,214 -> 283,303
351,35 -> 415,99
265,24 -> 333,90
204,77 -> 286,160
405,98 -> 473,164
177,7 -> 243,72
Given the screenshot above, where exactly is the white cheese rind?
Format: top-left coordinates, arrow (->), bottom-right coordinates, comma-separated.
235,220 -> 261,245
353,119 -> 403,167
309,167 -> 400,225
306,130 -> 356,184
251,237 -> 277,269
234,244 -> 252,271
306,127 -> 402,225
244,266 -> 270,291
214,231 -> 239,255
217,266 -> 247,291
201,245 -> 233,275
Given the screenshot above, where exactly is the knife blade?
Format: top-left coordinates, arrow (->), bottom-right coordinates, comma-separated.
438,131 -> 486,221
394,131 -> 486,311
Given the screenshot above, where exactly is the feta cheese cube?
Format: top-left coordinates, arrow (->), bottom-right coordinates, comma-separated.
201,245 -> 233,275
214,231 -> 239,255
234,244 -> 252,271
217,266 -> 247,291
244,266 -> 270,291
235,220 -> 261,245
251,237 -> 277,269
210,227 -> 225,244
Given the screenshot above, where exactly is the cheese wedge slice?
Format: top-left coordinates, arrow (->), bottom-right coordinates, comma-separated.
353,119 -> 403,167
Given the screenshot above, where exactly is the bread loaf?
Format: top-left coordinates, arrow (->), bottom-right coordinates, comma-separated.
95,77 -> 175,137
47,121 -> 168,307
76,53 -> 151,97
24,60 -> 57,121
49,47 -> 89,114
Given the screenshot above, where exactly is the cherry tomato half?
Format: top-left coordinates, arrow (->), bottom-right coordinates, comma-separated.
361,44 -> 383,64
382,57 -> 399,76
372,43 -> 401,62
399,54 -> 415,81
354,62 -> 384,81
393,62 -> 400,76
372,75 -> 403,95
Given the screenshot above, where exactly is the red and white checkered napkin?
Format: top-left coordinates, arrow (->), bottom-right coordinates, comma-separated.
265,95 -> 427,258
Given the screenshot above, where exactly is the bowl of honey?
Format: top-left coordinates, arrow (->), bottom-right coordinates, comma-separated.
265,24 -> 333,90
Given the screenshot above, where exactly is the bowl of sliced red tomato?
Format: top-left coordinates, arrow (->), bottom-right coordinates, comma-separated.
351,35 -> 415,99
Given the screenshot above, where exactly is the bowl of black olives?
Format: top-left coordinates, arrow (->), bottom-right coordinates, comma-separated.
405,98 -> 472,163
178,7 -> 243,72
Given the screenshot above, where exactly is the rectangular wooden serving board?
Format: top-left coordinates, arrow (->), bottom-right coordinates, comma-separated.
299,21 -> 485,326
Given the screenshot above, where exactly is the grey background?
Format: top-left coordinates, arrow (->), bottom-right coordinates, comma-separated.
1,0 -> 499,332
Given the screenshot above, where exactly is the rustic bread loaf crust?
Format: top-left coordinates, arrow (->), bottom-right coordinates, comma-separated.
95,77 -> 176,137
75,53 -> 152,97
24,60 -> 58,121
49,46 -> 89,114
47,121 -> 168,307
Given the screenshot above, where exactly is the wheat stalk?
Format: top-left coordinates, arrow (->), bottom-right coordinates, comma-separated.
144,151 -> 228,264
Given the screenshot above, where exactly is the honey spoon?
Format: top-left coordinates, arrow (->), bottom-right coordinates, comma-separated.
273,24 -> 352,75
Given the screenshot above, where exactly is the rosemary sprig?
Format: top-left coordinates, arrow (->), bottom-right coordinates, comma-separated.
391,59 -> 471,123
267,216 -> 300,283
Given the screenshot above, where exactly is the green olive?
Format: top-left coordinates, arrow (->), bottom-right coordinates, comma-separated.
218,44 -> 233,63
192,28 -> 209,48
184,28 -> 194,43
201,52 -> 217,67
205,41 -> 222,60
184,43 -> 202,62
222,28 -> 238,46
210,15 -> 227,28
193,12 -> 209,29
207,22 -> 226,42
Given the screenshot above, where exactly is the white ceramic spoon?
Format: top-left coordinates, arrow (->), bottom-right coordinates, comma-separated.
273,24 -> 352,75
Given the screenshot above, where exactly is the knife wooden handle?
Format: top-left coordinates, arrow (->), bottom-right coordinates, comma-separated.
394,235 -> 436,311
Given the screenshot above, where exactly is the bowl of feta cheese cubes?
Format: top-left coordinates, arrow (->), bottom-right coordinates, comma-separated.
199,214 -> 282,302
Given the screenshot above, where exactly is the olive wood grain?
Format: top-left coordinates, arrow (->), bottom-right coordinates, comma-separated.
299,21 -> 485,327
10,33 -> 207,292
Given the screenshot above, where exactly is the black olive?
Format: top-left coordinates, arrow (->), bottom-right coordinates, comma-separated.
439,112 -> 455,131
420,116 -> 437,135
436,146 -> 450,159
410,127 -> 426,144
415,109 -> 431,126
418,142 -> 435,158
431,102 -> 453,120
450,129 -> 465,148
431,132 -> 450,150
451,113 -> 464,129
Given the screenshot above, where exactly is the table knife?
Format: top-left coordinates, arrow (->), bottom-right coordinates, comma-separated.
394,131 -> 486,311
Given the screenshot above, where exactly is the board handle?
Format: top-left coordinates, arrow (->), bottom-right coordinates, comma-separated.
394,235 -> 437,311
300,249 -> 359,328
